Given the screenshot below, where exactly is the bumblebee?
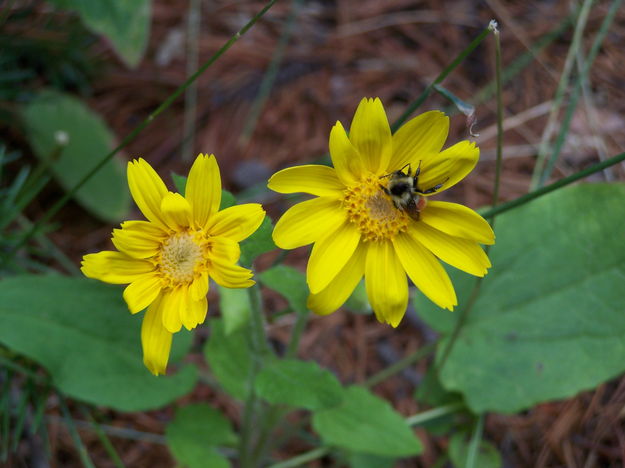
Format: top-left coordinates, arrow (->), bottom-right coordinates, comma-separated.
379,163 -> 446,220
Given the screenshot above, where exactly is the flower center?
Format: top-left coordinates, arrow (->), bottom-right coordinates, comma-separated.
158,232 -> 203,285
342,173 -> 410,242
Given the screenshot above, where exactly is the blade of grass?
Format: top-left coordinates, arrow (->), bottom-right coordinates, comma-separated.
79,405 -> 126,468
364,343 -> 436,388
530,0 -> 595,189
537,0 -> 622,187
10,380 -> 30,452
406,402 -> 464,426
465,414 -> 485,468
58,396 -> 96,468
0,368 -> 11,461
9,0 -> 278,256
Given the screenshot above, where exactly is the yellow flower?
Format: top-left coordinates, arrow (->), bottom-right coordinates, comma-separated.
82,154 -> 265,375
268,98 -> 494,327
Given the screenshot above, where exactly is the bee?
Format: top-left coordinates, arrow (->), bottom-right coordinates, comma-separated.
379,162 -> 447,221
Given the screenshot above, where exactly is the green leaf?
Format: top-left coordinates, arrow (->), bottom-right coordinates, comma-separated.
312,386 -> 422,457
258,265 -> 308,314
416,183 -> 625,413
346,452 -> 395,468
47,0 -> 150,67
166,403 -> 236,468
344,280 -> 371,314
448,432 -> 502,468
218,286 -> 251,335
21,90 -> 130,223
0,276 -> 197,411
255,359 -> 343,410
220,190 -> 236,210
204,319 -> 252,400
172,173 -> 187,195
240,216 -> 275,266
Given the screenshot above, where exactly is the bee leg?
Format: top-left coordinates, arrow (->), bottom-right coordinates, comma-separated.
379,184 -> 390,195
419,177 -> 449,194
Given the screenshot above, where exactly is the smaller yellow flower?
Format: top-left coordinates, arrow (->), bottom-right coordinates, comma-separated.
82,154 -> 265,375
268,98 -> 495,327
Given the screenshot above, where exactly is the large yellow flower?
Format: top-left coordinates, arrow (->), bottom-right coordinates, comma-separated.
82,154 -> 265,375
268,98 -> 494,327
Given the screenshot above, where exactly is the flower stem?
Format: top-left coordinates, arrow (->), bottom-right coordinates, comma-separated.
482,150 -> 625,219
364,342 -> 435,388
239,283 -> 270,468
9,0 -> 278,256
488,20 -> 503,228
285,310 -> 309,358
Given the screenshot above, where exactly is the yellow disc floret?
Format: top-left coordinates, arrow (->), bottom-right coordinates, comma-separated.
158,232 -> 204,285
342,173 -> 409,242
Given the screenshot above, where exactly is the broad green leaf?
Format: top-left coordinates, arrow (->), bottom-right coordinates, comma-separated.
0,276 -> 196,411
416,183 -> 625,413
218,286 -> 251,335
258,265 -> 308,314
240,216 -> 275,266
346,453 -> 395,468
21,91 -> 130,223
47,0 -> 150,67
448,432 -> 502,468
255,359 -> 343,410
220,190 -> 236,210
204,319 -> 252,400
312,386 -> 422,457
166,403 -> 236,468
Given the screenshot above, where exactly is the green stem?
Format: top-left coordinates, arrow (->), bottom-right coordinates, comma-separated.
285,310 -> 309,358
482,150 -> 625,219
465,414 -> 485,468
489,20 -> 503,227
9,0 -> 278,255
239,283 -> 270,468
391,25 -> 493,132
364,343 -> 435,388
405,402 -> 464,427
537,0 -> 622,186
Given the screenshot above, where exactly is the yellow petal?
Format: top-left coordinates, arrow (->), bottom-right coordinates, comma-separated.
127,158 -> 169,230
408,222 -> 491,276
181,296 -> 206,330
417,140 -> 479,195
421,201 -> 495,245
307,242 -> 367,316
186,153 -> 221,228
307,221 -> 361,294
329,121 -> 364,185
81,251 -> 155,284
364,240 -> 409,327
160,192 -> 192,229
141,295 -> 173,376
206,203 -> 265,242
160,287 -> 185,333
112,221 -> 165,259
268,165 -> 345,198
392,232 -> 457,310
389,111 -> 449,171
210,258 -> 254,288
189,272 -> 209,301
210,236 -> 240,263
349,97 -> 392,174
272,197 -> 346,249
123,274 -> 163,314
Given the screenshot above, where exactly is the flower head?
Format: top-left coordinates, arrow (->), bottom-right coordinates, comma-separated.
82,154 -> 265,375
268,98 -> 494,327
